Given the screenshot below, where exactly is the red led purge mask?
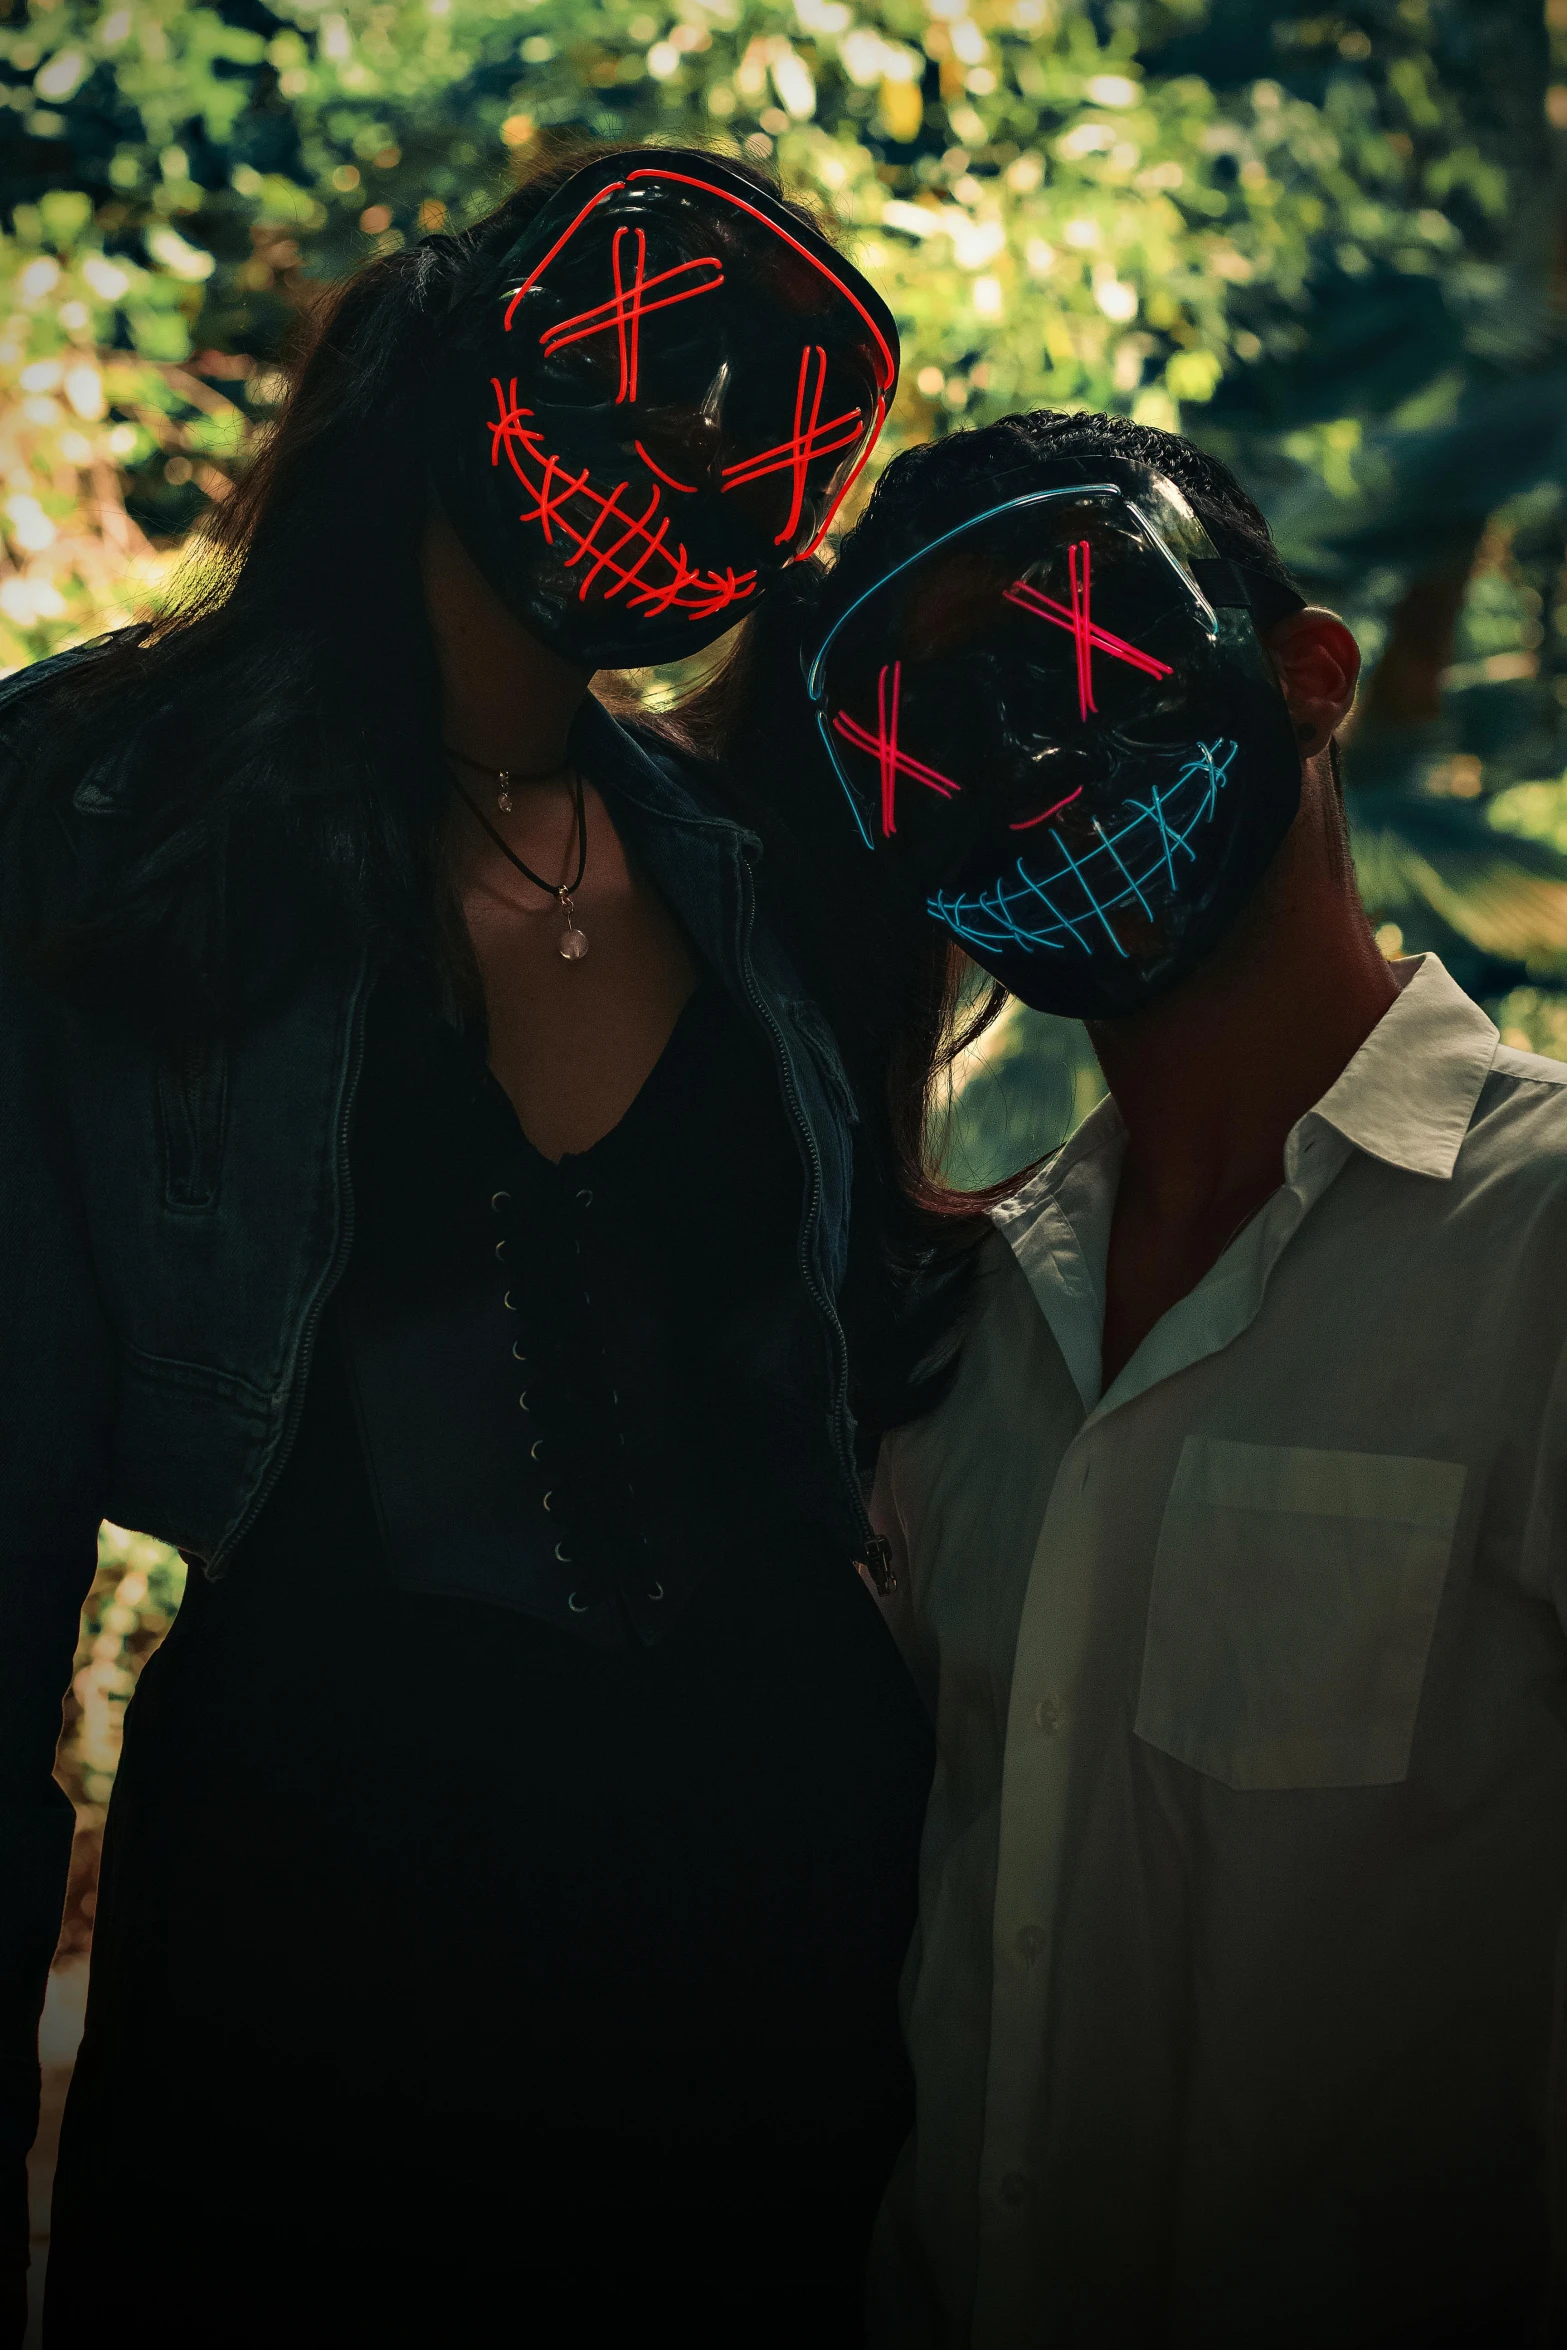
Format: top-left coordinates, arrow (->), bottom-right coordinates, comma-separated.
430,150 -> 899,667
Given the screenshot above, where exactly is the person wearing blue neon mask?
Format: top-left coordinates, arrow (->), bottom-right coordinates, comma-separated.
806,421 -> 1310,1023
795,410 -> 1567,2349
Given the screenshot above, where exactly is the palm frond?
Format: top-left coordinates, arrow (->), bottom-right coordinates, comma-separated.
1350,791 -> 1567,964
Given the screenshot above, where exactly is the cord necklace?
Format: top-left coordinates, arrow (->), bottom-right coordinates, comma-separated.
446,762 -> 590,963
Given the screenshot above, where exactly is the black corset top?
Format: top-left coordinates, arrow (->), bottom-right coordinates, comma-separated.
335,962 -> 838,1650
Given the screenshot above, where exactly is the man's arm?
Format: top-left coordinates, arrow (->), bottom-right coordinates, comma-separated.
0,972 -> 114,2345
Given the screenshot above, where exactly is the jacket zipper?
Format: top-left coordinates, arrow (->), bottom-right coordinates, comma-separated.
734,849 -> 896,1595
210,963 -> 370,1571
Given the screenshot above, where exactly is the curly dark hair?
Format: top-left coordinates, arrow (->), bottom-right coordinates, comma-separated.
828,407 -> 1301,617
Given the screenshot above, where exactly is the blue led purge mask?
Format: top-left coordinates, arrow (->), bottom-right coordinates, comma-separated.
805,458 -> 1305,1019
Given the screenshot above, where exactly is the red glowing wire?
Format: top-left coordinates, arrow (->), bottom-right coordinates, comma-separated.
500,166 -> 891,563
799,396 -> 885,560
718,345 -> 866,546
488,377 -> 757,620
623,169 -> 897,393
1005,551 -> 1174,717
878,661 -> 898,839
539,238 -> 725,396
1010,788 -> 1084,831
614,226 -> 640,403
831,663 -> 962,837
503,180 -> 626,331
1070,540 -> 1093,720
633,441 -> 698,493
620,167 -> 895,562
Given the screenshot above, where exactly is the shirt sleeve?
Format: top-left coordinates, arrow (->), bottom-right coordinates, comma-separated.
0,960 -> 113,2319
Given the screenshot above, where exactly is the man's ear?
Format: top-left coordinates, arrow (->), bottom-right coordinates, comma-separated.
1262,608 -> 1361,759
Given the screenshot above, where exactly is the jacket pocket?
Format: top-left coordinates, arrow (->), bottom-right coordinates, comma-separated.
1134,1437 -> 1466,1791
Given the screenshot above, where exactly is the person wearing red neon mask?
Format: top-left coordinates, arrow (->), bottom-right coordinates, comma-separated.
0,148 -> 971,2349
429,146 -> 897,668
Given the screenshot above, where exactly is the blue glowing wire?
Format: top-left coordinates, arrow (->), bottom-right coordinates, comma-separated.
814,705 -> 876,851
1014,861 -> 1087,948
1049,827 -> 1129,958
930,738 -> 1237,957
802,483 -> 1125,702
1092,815 -> 1152,920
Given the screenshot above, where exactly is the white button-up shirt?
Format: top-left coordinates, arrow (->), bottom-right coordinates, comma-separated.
870,956 -> 1567,2348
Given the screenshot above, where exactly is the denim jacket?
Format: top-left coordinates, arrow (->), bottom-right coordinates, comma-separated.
0,662 -> 879,2234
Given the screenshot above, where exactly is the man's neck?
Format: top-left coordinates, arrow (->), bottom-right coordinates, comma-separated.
1091,801 -> 1396,1227
1089,769 -> 1398,1387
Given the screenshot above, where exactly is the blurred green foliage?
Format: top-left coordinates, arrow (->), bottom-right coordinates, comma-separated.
0,0 -> 1555,659
51,1524 -> 186,1959
4,0 -> 1567,1158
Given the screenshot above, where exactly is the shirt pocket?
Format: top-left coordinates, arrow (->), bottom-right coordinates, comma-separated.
1134,1437 -> 1466,1792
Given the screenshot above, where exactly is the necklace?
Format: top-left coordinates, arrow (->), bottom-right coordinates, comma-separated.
445,743 -> 571,817
448,766 -> 590,962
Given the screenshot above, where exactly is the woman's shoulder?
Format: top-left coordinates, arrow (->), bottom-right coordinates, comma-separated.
0,642 -> 102,736
0,638 -> 144,813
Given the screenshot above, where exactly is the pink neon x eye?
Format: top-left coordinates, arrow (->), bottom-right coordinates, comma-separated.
1004,540 -> 1174,720
831,661 -> 962,838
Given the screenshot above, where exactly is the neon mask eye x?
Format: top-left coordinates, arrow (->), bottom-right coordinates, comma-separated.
430,150 -> 899,667
805,458 -> 1305,1020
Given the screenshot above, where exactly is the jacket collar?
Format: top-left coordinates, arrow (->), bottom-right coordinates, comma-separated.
571,693 -> 757,849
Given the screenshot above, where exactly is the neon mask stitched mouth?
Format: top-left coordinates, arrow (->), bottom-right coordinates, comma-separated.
431,150 -> 899,667
929,737 -> 1239,963
806,459 -> 1305,1021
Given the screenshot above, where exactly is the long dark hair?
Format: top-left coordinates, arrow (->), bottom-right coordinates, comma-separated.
0,144 -> 613,1027
0,138 -> 997,1437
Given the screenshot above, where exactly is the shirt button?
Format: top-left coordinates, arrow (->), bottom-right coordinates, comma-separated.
1000,2172 -> 1029,2209
1015,1924 -> 1047,1967
490,1190 -> 511,1214
576,1187 -> 593,1208
1033,1694 -> 1067,1733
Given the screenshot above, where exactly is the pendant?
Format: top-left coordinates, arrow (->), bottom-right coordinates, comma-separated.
557,889 -> 588,962
496,771 -> 513,814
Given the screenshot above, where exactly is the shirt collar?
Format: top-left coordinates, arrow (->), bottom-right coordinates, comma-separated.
1296,954 -> 1498,1183
989,954 -> 1498,1418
